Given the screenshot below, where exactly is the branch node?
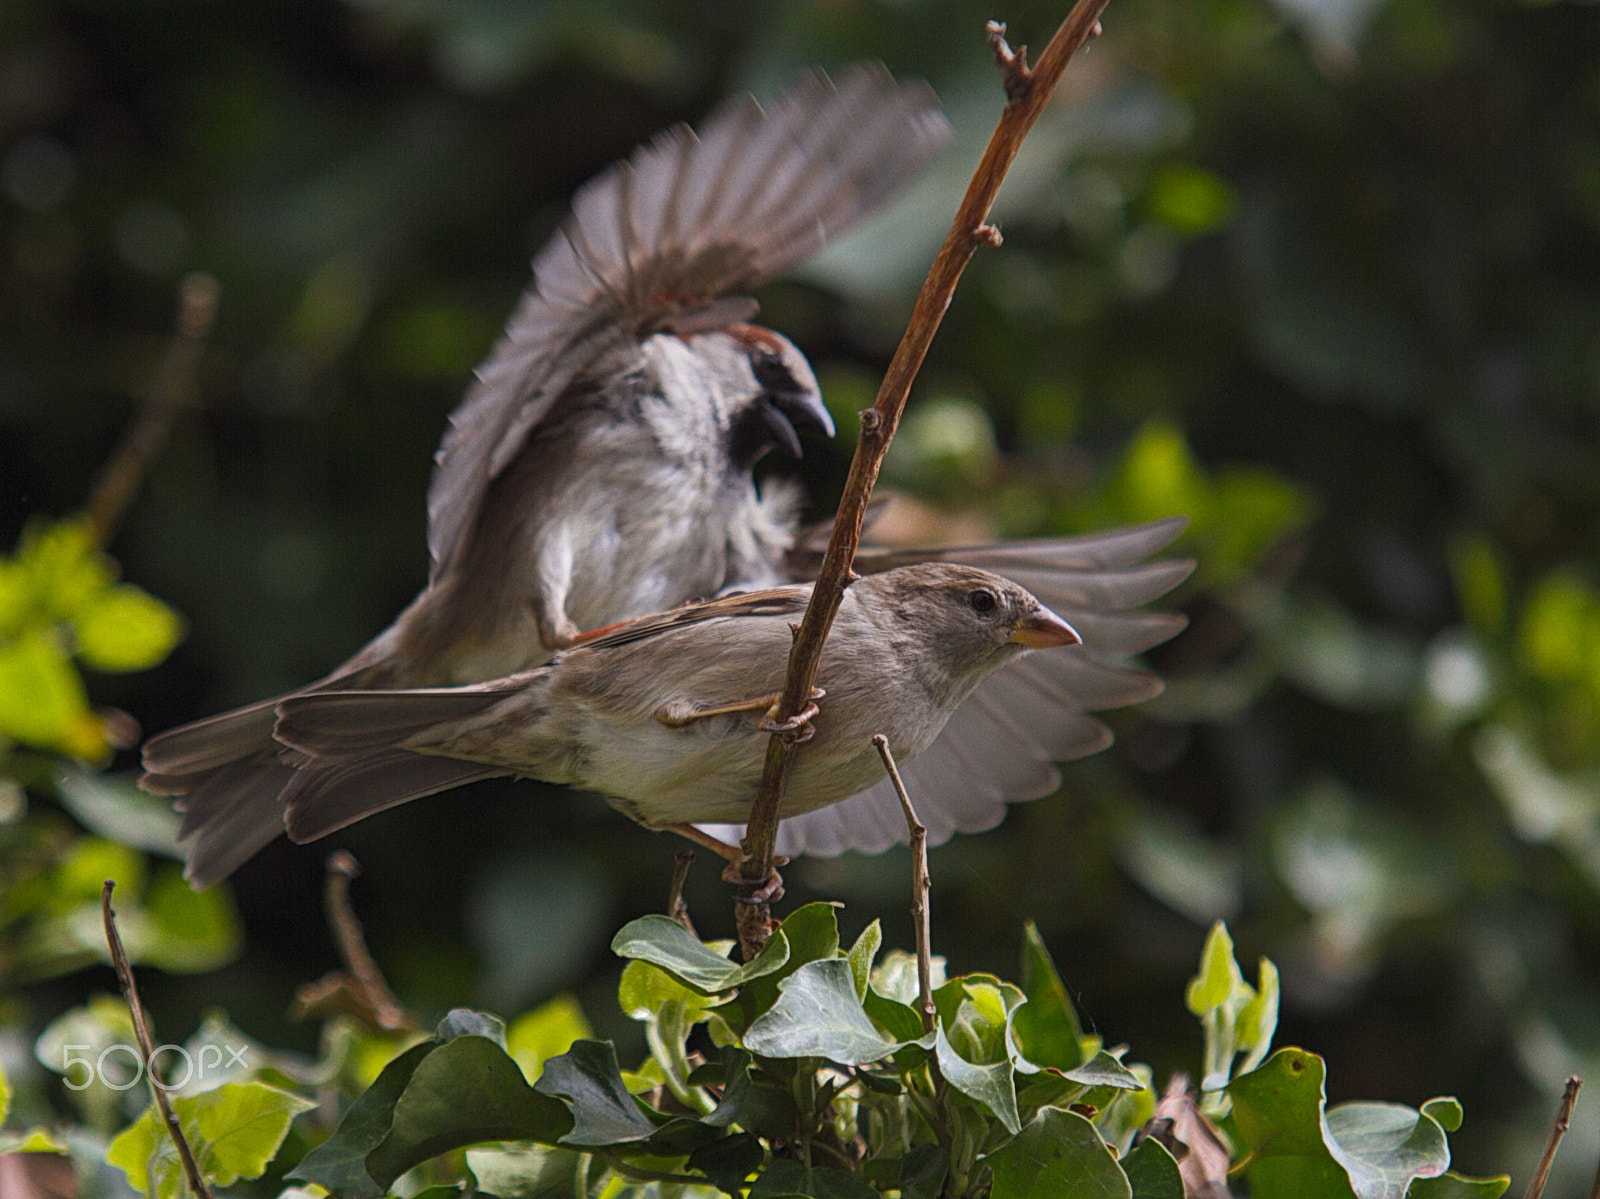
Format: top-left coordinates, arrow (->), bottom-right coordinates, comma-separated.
859,408 -> 883,436
975,223 -> 1004,249
987,22 -> 1034,101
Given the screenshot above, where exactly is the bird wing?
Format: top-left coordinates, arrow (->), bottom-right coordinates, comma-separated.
427,64 -> 951,582
568,585 -> 811,650
699,518 -> 1193,856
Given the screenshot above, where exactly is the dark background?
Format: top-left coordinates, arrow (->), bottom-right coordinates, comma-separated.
5,0 -> 1600,1191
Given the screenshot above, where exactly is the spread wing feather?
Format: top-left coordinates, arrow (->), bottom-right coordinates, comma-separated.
428,65 -> 951,581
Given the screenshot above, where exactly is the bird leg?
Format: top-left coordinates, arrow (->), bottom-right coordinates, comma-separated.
655,688 -> 825,743
666,824 -> 788,904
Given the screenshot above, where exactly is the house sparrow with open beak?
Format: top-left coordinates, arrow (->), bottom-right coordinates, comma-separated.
269,565 -> 1084,867
141,65 -> 952,885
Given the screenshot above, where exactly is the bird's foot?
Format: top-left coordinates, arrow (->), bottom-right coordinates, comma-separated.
723,861 -> 786,905
656,688 -> 825,738
758,689 -> 825,744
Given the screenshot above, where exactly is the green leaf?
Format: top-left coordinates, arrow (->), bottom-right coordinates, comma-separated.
288,1039 -> 436,1198
365,1035 -> 572,1187
466,1143 -> 588,1198
1228,1049 -> 1359,1198
688,1131 -> 764,1195
1013,922 -> 1088,1071
107,1081 -> 314,1197
986,1107 -> 1131,1199
1420,1098 -> 1463,1133
899,1143 -> 949,1199
0,626 -> 106,758
846,920 -> 882,1001
1146,164 -> 1236,234
53,765 -> 184,857
1407,1170 -> 1511,1198
611,915 -> 789,994
137,865 -> 241,972
1121,1136 -> 1185,1199
1063,1050 -> 1145,1092
749,1159 -> 879,1198
436,1007 -> 506,1045
507,994 -> 594,1082
934,1020 -> 1020,1135
1323,1102 -> 1449,1199
744,958 -> 927,1065
534,1039 -> 659,1146
1236,957 -> 1280,1076
74,583 -> 184,672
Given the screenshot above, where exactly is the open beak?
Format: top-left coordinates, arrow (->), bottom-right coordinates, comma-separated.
761,388 -> 836,458
1009,608 -> 1082,649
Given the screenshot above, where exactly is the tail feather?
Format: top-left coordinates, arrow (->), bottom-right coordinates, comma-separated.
178,757 -> 299,888
274,684 -> 517,757
281,751 -> 506,844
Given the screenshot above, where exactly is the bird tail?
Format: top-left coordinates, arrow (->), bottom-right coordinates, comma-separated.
139,637 -> 409,887
272,684 -> 518,846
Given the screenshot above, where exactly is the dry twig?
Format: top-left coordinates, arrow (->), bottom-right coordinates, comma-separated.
290,852 -> 417,1032
84,272 -> 217,546
668,849 -> 697,935
1525,1076 -> 1580,1199
873,735 -> 934,1035
101,880 -> 214,1199
731,0 -> 1112,959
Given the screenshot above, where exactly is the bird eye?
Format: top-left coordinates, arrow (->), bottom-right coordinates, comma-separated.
968,587 -> 999,614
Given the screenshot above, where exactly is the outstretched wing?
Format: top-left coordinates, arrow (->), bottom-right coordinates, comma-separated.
427,64 -> 952,582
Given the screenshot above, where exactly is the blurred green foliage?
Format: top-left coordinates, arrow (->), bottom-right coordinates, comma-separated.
3,0 -> 1600,1192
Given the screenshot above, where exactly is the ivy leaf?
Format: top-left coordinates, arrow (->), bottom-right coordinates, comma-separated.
74,583 -> 184,672
1420,1098 -> 1464,1134
506,994 -> 594,1083
0,627 -> 106,759
846,920 -> 882,1001
688,1131 -> 764,1196
1121,1136 -> 1185,1199
288,1039 -> 436,1199
534,1039 -> 659,1147
1323,1102 -> 1449,1199
1408,1171 -> 1511,1198
107,1081 -> 314,1197
744,958 -> 929,1065
1063,1050 -> 1145,1091
985,1107 -> 1130,1199
1228,1048 -> 1356,1197
749,1159 -> 879,1198
1012,922 -> 1088,1071
934,1020 -> 1020,1135
367,1035 -> 572,1185
466,1143 -> 587,1198
611,915 -> 789,994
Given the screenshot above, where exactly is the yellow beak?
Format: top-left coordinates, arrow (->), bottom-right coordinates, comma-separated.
1008,608 -> 1082,649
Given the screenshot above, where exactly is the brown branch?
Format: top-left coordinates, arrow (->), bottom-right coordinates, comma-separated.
1525,1076 -> 1580,1199
731,0 -> 1112,960
873,736 -> 934,1035
101,880 -> 214,1199
84,272 -> 218,547
290,852 -> 418,1032
668,849 -> 697,934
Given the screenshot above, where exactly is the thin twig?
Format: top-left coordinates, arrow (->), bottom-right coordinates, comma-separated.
731,0 -> 1112,961
668,849 -> 697,935
1525,1076 -> 1580,1199
84,272 -> 218,546
873,736 -> 934,1035
291,852 -> 417,1031
101,880 -> 214,1199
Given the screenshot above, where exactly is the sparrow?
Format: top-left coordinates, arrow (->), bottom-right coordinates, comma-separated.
701,516 -> 1194,858
268,564 -> 1085,859
141,65 -> 953,886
